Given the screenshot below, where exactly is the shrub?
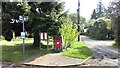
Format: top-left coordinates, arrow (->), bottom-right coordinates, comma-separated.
59,23 -> 79,50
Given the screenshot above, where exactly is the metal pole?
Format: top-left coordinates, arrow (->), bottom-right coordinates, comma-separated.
77,0 -> 80,41
20,0 -> 25,54
23,17 -> 25,54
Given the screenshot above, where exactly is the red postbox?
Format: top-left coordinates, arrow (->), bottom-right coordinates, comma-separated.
54,35 -> 62,52
55,37 -> 61,48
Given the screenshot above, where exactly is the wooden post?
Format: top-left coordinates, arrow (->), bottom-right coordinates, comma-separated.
61,35 -> 63,51
47,33 -> 49,50
39,31 -> 41,50
77,0 -> 80,41
53,36 -> 55,50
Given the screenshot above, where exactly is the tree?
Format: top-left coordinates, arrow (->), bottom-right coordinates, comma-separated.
87,18 -> 108,40
2,2 -> 30,41
90,0 -> 105,19
68,13 -> 87,32
107,0 -> 120,46
2,1 -> 66,48
96,0 -> 105,18
87,19 -> 96,26
80,16 -> 86,31
68,13 -> 77,25
91,9 -> 97,19
28,2 -> 65,47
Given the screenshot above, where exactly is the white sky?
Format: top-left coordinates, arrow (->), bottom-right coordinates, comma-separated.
61,0 -> 113,20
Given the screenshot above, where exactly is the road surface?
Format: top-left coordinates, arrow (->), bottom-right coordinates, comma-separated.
81,35 -> 119,66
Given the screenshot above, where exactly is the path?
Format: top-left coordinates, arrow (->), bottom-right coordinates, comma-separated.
81,35 -> 119,66
22,53 -> 84,66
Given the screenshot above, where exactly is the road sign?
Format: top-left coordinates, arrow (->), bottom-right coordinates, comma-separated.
21,32 -> 25,38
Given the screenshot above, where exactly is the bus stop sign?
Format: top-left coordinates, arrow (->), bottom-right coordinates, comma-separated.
21,32 -> 25,39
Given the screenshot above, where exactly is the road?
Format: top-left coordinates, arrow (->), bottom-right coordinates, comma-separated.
81,35 -> 119,66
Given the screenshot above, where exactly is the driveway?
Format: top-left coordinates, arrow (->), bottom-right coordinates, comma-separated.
81,35 -> 119,66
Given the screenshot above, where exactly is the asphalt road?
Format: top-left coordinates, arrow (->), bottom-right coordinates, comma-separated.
81,35 -> 119,66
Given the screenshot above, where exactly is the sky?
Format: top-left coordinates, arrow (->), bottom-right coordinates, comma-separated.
61,0 -> 113,20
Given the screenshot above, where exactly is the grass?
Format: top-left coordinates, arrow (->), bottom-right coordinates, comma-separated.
62,41 -> 93,59
112,42 -> 118,48
1,38 -> 52,63
1,37 -> 93,62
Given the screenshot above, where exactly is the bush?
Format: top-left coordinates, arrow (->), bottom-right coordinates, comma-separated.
59,23 -> 79,50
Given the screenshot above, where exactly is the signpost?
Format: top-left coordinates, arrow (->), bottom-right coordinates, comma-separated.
19,15 -> 27,54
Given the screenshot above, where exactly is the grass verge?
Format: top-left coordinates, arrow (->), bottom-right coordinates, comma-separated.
1,38 -> 52,63
112,42 -> 118,48
62,41 -> 93,59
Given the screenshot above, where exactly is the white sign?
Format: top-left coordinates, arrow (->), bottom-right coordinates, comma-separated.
19,16 -> 23,21
39,32 -> 48,40
44,33 -> 47,40
40,33 -> 43,39
21,32 -> 25,38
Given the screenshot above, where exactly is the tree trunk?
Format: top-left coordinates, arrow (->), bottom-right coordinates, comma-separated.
33,30 -> 40,47
117,18 -> 120,48
114,17 -> 120,48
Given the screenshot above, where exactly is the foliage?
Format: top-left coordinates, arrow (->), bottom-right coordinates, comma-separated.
107,0 -> 120,46
2,2 -> 65,47
87,19 -> 96,27
62,41 -> 93,59
91,9 -> 97,19
80,16 -> 86,30
112,42 -> 118,48
59,19 -> 79,49
98,17 -> 112,29
2,2 -> 30,41
87,18 -> 108,40
28,2 -> 65,34
26,2 -> 65,47
90,0 -> 105,19
68,13 -> 77,24
68,13 -> 87,31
